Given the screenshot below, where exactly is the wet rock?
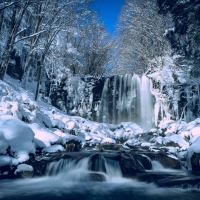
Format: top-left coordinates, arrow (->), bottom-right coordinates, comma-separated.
65,143 -> 75,152
15,170 -> 34,179
133,154 -> 152,170
84,172 -> 106,182
120,152 -> 145,177
98,144 -> 127,151
88,154 -> 106,173
65,140 -> 81,152
191,153 -> 200,171
135,151 -> 181,169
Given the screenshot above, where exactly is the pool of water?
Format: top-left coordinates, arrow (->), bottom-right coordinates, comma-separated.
0,177 -> 200,200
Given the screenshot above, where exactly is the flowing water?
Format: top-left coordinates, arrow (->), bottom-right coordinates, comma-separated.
0,157 -> 200,200
98,75 -> 154,130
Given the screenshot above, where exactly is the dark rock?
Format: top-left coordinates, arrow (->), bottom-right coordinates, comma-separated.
83,172 -> 106,182
98,144 -> 128,151
65,140 -> 81,152
134,151 -> 181,169
15,170 -> 34,179
133,154 -> 152,170
88,154 -> 106,173
191,153 -> 200,171
65,143 -> 75,152
120,152 -> 145,177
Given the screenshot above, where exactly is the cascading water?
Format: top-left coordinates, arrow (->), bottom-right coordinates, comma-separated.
1,156 -> 200,199
104,158 -> 123,180
45,156 -> 123,182
140,75 -> 153,130
98,74 -> 154,129
98,79 -> 110,123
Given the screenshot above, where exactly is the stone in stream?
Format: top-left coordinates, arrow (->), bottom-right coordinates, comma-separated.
130,151 -> 181,169
191,153 -> 200,171
119,152 -> 145,177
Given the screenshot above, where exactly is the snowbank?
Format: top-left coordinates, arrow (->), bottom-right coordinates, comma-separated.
29,123 -> 60,148
14,164 -> 33,175
0,115 -> 35,162
42,145 -> 65,153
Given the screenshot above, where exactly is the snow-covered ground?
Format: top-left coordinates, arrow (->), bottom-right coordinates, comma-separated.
0,76 -> 200,173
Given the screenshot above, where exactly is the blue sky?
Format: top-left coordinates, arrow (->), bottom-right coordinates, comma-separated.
92,0 -> 124,34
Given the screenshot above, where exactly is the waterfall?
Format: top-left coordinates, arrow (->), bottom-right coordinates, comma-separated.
140,75 -> 153,130
104,158 -> 123,179
99,78 -> 109,123
98,74 -> 154,129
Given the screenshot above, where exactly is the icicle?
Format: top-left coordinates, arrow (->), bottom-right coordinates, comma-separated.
98,79 -> 109,123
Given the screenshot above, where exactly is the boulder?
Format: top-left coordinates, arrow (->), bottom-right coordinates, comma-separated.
191,153 -> 200,171
88,154 -> 106,173
136,152 -> 181,169
83,172 -> 106,182
65,140 -> 81,152
120,152 -> 145,177
133,154 -> 152,170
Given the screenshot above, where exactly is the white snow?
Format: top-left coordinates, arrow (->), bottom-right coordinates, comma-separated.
29,123 -> 60,148
0,131 -> 9,154
42,145 -> 65,153
190,127 -> 200,137
101,138 -> 116,144
14,164 -> 33,175
163,134 -> 189,150
187,137 -> 200,170
0,155 -> 18,167
0,115 -> 35,162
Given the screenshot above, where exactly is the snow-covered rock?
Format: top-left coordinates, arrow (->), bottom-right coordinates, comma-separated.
0,115 -> 35,162
0,131 -> 9,154
0,155 -> 18,167
42,145 -> 65,153
187,136 -> 200,170
101,138 -> 116,144
14,164 -> 33,175
29,123 -> 60,148
163,134 -> 189,150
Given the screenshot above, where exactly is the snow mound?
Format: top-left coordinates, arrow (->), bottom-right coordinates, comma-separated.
14,164 -> 33,175
0,131 -> 9,154
101,138 -> 116,144
187,136 -> 200,170
29,123 -> 60,148
42,145 -> 65,153
0,156 -> 18,167
163,134 -> 189,150
0,81 -> 38,122
0,115 -> 35,162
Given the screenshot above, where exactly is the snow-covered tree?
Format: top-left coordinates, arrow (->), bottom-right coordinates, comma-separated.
111,0 -> 171,75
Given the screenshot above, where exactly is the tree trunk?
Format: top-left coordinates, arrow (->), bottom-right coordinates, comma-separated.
0,1 -> 29,80
35,54 -> 45,101
0,11 -> 4,33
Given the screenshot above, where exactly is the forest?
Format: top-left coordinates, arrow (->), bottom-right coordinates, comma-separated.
1,0 -> 200,199
0,0 -> 200,123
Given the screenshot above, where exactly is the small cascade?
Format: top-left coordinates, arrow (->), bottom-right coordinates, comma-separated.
104,158 -> 123,180
97,74 -> 154,129
45,156 -> 124,182
89,154 -> 106,173
46,158 -> 89,177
